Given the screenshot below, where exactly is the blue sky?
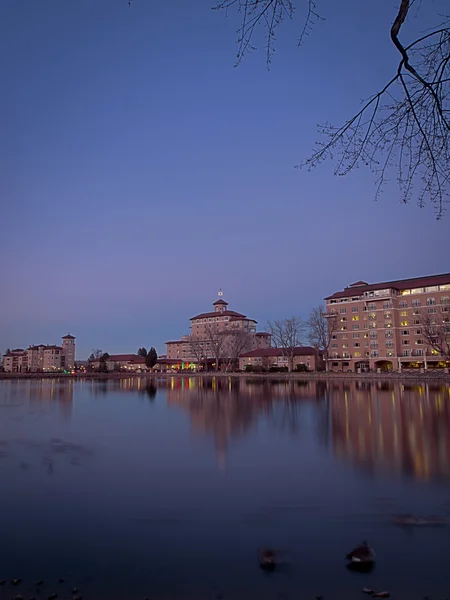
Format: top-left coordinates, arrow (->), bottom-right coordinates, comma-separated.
1,0 -> 449,359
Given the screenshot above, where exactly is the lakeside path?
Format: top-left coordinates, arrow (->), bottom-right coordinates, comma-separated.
1,371 -> 449,381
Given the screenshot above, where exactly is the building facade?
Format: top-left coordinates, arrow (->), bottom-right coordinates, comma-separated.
163,292 -> 271,370
2,334 -> 76,372
90,354 -> 147,372
239,347 -> 318,371
325,273 -> 450,372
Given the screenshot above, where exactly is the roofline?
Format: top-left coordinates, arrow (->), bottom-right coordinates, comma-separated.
325,272 -> 450,300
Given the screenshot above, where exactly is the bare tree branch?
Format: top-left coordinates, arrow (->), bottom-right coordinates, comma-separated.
307,305 -> 337,371
267,317 -> 305,371
211,0 -> 450,218
419,306 -> 450,360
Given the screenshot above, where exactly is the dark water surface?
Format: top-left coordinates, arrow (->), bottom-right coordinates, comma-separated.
1,377 -> 450,600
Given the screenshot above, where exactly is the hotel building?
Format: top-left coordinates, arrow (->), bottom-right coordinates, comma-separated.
2,334 -> 76,373
161,292 -> 271,370
325,273 -> 450,372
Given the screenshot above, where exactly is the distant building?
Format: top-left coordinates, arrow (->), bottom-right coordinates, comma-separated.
2,334 -> 76,373
160,291 -> 271,370
325,272 -> 450,372
239,347 -> 318,371
90,354 -> 147,372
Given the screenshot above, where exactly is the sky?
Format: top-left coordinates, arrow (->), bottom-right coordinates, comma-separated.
1,0 -> 449,359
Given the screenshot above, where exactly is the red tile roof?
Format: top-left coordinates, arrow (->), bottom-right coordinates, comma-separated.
165,340 -> 184,345
190,310 -> 247,320
62,334 -> 76,339
240,346 -> 316,358
325,273 -> 450,300
255,332 -> 271,336
213,299 -> 228,305
91,354 -> 146,363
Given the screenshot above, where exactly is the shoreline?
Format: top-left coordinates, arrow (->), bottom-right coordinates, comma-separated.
0,370 -> 449,381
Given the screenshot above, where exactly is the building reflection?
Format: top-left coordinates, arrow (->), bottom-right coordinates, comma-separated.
329,381 -> 450,480
1,378 -> 74,418
165,377 -> 327,467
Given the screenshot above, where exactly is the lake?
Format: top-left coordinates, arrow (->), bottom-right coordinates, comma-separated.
0,377 -> 449,600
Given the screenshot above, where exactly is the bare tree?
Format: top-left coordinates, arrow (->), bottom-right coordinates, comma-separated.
222,327 -> 252,371
307,305 -> 338,372
267,317 -> 305,371
419,308 -> 450,360
205,323 -> 229,371
214,1 -> 450,218
188,336 -> 208,371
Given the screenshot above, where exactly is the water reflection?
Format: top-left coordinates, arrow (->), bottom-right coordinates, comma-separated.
1,377 -> 450,481
329,381 -> 450,481
163,377 -> 450,481
0,378 -> 74,418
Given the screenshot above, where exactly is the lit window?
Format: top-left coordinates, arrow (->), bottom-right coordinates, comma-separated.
352,316 -> 359,321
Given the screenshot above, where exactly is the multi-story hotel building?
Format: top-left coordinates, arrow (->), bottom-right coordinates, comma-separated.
162,292 -> 271,369
325,273 -> 450,372
2,334 -> 76,372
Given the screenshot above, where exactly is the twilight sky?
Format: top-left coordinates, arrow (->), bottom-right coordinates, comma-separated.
1,0 -> 449,359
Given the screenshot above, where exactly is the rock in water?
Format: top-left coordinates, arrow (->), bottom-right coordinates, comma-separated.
12,579 -> 22,586
48,594 -> 58,600
373,593 -> 390,598
363,589 -> 375,595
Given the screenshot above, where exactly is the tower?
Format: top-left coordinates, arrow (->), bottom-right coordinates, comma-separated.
62,334 -> 76,369
213,289 -> 228,313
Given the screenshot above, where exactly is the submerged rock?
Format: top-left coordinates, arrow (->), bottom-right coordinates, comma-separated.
373,592 -> 390,598
48,594 -> 58,600
363,589 -> 375,595
12,579 -> 22,586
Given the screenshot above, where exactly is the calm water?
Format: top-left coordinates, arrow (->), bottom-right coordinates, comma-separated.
0,377 -> 450,600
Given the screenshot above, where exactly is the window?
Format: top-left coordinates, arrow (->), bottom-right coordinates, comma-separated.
428,307 -> 437,313
354,352 -> 361,357
340,326 -> 347,331
385,331 -> 393,338
384,311 -> 392,318
342,343 -> 348,349
402,350 -> 410,357
340,307 -> 347,314
351,307 -> 359,313
401,330 -> 409,335
370,322 -> 376,328
411,288 -> 424,295
416,339 -> 423,345
353,343 -> 360,348
352,325 -> 360,330
383,302 -> 393,309
415,329 -> 421,335
369,313 -> 376,320
399,301 -> 408,308
401,320 -> 408,326
443,296 -> 450,305
385,322 -> 392,328
401,340 -> 410,345
427,298 -> 436,306
340,317 -> 347,322
331,343 -> 338,349
367,303 -> 376,310
400,311 -> 408,317
352,333 -> 360,339
412,299 -> 421,307
370,351 -> 379,358
370,341 -> 378,349
370,331 -> 377,339
352,316 -> 359,321
413,309 -> 421,315
386,340 -> 394,348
